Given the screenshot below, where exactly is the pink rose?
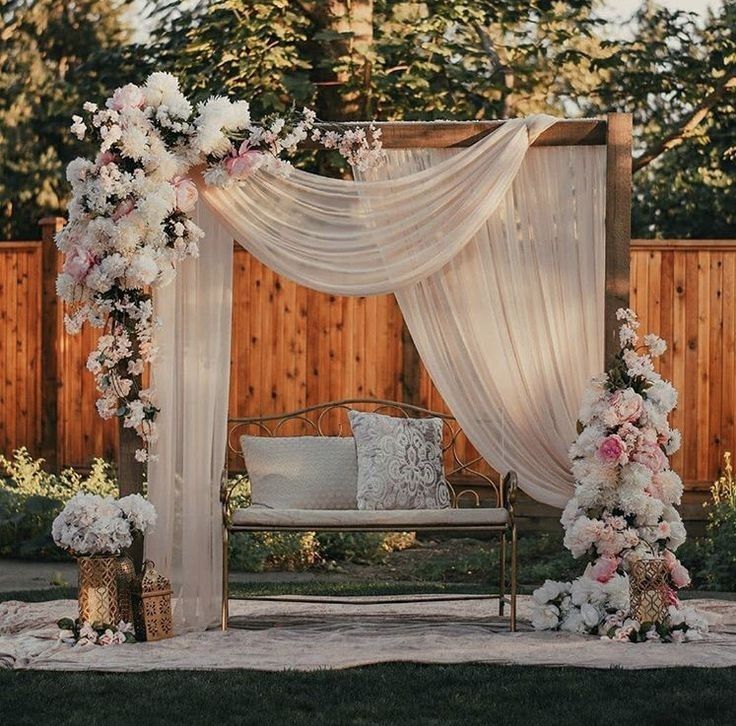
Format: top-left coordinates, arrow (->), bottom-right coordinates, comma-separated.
224,141 -> 263,180
671,563 -> 691,588
172,176 -> 198,212
596,434 -> 628,465
63,246 -> 96,283
656,521 -> 671,540
590,555 -> 618,583
110,83 -> 145,111
112,198 -> 135,221
632,442 -> 667,473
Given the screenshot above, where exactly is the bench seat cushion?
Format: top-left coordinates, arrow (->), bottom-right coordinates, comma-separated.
231,506 -> 508,529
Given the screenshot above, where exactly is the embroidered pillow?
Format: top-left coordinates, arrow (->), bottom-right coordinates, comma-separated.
348,411 -> 451,510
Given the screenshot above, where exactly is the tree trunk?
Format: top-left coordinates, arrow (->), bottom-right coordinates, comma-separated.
314,0 -> 374,121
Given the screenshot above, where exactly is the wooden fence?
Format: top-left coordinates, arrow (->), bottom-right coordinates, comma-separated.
1,225 -> 734,493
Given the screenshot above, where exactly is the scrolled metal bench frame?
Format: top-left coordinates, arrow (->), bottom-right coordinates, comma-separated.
220,399 -> 518,631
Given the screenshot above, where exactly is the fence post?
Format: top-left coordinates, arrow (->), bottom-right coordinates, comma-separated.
39,217 -> 65,471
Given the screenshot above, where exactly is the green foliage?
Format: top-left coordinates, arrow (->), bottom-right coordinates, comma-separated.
0,447 -> 117,559
225,474 -> 417,571
0,0 -> 146,238
2,1 -> 734,238
682,453 -> 736,591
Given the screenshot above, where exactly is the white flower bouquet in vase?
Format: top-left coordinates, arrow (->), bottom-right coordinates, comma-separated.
52,492 -> 156,634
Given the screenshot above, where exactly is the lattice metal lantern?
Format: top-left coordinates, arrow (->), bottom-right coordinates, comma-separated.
115,555 -> 136,624
78,556 -> 120,625
133,560 -> 174,641
629,558 -> 670,625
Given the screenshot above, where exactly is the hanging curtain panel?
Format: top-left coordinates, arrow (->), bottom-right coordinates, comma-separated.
148,116 -> 606,630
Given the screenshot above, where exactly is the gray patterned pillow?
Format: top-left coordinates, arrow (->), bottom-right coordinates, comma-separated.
348,410 -> 451,510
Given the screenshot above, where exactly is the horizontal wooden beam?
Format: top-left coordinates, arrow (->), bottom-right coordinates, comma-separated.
0,240 -> 41,250
632,239 -> 736,251
303,118 -> 607,149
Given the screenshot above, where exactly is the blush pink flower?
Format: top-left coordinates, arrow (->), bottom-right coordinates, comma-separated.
224,141 -> 263,180
596,434 -> 628,465
63,246 -> 97,283
590,555 -> 618,583
631,442 -> 668,473
96,151 -> 117,167
671,563 -> 691,588
172,176 -> 198,212
110,83 -> 145,111
604,389 -> 644,426
112,198 -> 135,221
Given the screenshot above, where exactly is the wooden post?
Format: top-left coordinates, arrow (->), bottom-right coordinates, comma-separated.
400,322 -> 422,406
604,113 -> 633,364
39,217 -> 65,471
118,410 -> 146,570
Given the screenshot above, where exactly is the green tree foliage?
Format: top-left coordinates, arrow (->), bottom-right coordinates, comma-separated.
1,0 -> 733,238
0,0 -> 143,239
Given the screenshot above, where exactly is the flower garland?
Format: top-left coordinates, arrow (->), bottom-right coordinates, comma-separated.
58,73 -> 384,461
531,309 -> 708,643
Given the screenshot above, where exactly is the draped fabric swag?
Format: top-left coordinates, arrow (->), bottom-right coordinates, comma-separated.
146,115 -> 607,630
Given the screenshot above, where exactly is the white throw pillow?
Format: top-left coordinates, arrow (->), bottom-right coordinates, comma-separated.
348,410 -> 451,510
240,435 -> 358,510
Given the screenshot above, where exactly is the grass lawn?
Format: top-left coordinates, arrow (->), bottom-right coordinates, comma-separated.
2,664 -> 735,726
3,584 -> 736,725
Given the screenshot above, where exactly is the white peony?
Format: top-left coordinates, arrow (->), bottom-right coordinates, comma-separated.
646,379 -> 678,414
531,603 -> 561,630
532,579 -> 569,605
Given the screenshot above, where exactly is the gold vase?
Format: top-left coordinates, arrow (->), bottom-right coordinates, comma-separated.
629,558 -> 670,625
77,555 -> 120,626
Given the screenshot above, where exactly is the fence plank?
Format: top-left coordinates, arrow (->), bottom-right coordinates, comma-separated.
2,239 -> 735,493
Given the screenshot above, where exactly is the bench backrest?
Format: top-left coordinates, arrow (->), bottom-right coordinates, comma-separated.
227,399 -> 502,508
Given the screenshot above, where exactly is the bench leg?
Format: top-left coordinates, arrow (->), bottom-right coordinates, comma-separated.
221,523 -> 229,631
510,521 -> 517,632
498,531 -> 506,617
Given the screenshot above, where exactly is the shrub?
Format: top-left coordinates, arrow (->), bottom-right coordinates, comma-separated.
226,475 -> 416,572
0,448 -> 117,559
685,452 -> 736,591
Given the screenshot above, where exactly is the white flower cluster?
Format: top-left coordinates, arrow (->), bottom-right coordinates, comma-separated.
531,308 -> 707,643
58,619 -> 136,647
59,73 -> 388,458
52,492 -> 156,556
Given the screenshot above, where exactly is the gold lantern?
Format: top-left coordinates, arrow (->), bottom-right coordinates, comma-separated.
629,558 -> 670,625
133,560 -> 174,641
116,555 -> 136,624
78,556 -> 120,625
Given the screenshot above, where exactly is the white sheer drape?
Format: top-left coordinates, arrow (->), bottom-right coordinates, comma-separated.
146,206 -> 233,631
367,146 -> 605,508
147,116 -> 606,630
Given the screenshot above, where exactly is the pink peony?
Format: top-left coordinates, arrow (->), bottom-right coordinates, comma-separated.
590,555 -> 618,583
172,176 -> 198,213
63,246 -> 96,283
597,434 -> 628,465
606,389 -> 644,425
224,141 -> 263,180
671,562 -> 691,588
631,442 -> 668,473
110,83 -> 145,111
112,198 -> 135,221
656,521 -> 671,539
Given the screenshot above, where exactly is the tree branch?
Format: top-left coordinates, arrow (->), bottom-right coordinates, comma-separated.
633,74 -> 736,172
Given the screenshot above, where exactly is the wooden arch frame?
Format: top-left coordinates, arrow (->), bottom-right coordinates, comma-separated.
118,113 -> 632,507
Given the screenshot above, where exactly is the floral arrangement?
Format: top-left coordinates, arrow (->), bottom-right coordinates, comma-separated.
531,309 -> 708,642
58,73 -> 384,461
57,617 -> 136,647
52,492 -> 156,556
